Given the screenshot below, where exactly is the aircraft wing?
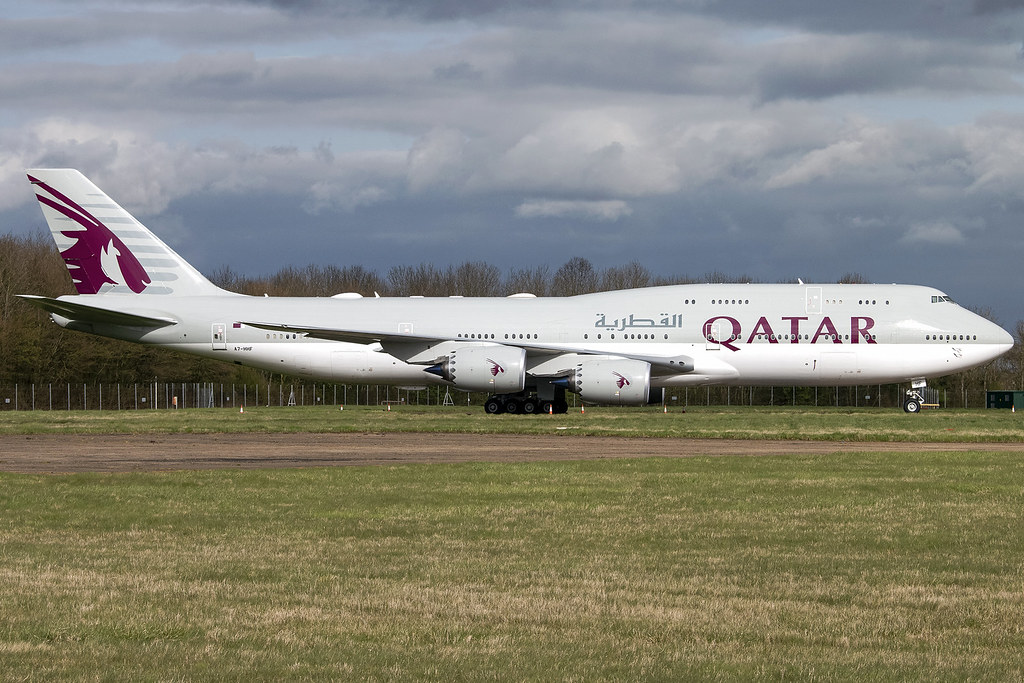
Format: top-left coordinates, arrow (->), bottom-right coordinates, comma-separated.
241,320 -> 440,345
242,319 -> 694,375
18,295 -> 178,328
242,319 -> 564,354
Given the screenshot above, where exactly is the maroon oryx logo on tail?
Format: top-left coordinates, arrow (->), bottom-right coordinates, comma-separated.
613,371 -> 630,389
487,358 -> 505,376
29,174 -> 151,294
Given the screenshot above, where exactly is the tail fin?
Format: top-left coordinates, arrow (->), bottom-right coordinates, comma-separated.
27,169 -> 226,297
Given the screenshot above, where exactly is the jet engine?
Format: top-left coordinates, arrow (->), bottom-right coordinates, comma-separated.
424,345 -> 526,393
556,358 -> 652,405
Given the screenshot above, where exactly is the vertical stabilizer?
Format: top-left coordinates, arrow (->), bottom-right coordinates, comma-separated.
27,169 -> 227,297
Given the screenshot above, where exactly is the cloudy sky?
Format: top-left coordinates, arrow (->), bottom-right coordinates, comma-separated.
3,0 -> 1024,324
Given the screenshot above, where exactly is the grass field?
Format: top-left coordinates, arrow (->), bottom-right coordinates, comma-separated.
1,407 -> 1022,680
1,403 -> 1023,441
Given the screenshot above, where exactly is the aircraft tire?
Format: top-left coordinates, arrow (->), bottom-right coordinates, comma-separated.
539,400 -> 555,415
504,398 -> 521,414
903,398 -> 921,414
484,398 -> 505,414
522,399 -> 538,414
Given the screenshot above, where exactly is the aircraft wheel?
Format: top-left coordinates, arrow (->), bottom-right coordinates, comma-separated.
903,398 -> 921,414
539,400 -> 555,415
484,398 -> 505,414
505,398 -> 521,414
522,399 -> 538,414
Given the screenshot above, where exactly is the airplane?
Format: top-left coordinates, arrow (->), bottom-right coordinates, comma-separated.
19,168 -> 1014,414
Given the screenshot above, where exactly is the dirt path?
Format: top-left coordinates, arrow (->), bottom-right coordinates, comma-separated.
0,433 -> 1021,473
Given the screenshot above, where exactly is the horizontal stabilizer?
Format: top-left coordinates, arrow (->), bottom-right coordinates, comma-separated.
18,295 -> 178,328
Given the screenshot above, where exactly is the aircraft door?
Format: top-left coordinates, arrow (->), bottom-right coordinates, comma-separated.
211,323 -> 227,350
806,287 -> 823,314
704,320 -> 721,350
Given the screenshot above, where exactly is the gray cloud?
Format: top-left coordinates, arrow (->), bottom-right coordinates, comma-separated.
3,0 -> 1024,325
755,35 -> 1021,102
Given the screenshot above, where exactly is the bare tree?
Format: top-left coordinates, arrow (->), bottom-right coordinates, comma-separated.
453,261 -> 502,297
701,270 -> 753,284
504,265 -> 550,297
316,264 -> 385,297
386,263 -> 459,296
552,256 -> 598,296
652,273 -> 699,286
209,264 -> 245,292
600,261 -> 651,291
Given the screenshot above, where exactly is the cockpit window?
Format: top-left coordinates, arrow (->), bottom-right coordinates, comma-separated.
931,295 -> 955,304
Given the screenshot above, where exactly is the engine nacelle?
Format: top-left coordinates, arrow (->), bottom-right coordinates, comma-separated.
559,358 -> 652,405
425,345 -> 526,393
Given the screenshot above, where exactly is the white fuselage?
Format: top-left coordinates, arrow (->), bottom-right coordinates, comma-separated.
62,282 -> 1012,388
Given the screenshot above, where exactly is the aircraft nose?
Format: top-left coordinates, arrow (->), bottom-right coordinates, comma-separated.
986,318 -> 1015,352
997,324 -> 1015,349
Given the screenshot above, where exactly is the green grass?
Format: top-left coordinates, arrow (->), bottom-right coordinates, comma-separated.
1,404 -> 1023,441
1,406 -> 1022,679
1,452 -> 1023,680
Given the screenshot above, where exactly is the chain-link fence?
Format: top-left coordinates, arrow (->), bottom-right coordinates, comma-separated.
0,382 -> 466,411
0,381 -> 996,411
665,384 -> 971,408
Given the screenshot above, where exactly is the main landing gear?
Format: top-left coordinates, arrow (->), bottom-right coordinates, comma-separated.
484,389 -> 570,415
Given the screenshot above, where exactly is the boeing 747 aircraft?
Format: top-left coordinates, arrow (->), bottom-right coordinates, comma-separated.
20,169 -> 1014,413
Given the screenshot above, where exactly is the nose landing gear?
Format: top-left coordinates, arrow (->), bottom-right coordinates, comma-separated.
903,384 -> 938,413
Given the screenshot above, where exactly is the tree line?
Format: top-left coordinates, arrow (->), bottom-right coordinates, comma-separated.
208,256 -> 761,298
2,231 -> 1022,400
